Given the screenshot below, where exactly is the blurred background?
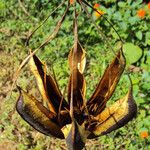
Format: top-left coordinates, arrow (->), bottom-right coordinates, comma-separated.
0,0 -> 150,149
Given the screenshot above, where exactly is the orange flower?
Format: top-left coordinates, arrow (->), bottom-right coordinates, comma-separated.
70,0 -> 82,4
148,2 -> 150,10
94,3 -> 100,9
140,131 -> 149,139
137,9 -> 146,18
70,0 -> 75,5
94,10 -> 105,18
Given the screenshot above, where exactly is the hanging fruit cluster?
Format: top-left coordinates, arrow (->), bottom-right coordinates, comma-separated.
15,1 -> 137,150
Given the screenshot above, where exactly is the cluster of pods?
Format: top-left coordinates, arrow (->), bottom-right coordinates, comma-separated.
16,1 -> 137,150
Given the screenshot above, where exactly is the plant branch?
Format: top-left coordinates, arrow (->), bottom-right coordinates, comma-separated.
18,0 -> 30,16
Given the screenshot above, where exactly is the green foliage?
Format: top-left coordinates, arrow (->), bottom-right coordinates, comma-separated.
123,43 -> 142,65
0,0 -> 150,149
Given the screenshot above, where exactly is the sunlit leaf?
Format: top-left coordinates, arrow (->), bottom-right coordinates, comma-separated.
123,43 -> 142,65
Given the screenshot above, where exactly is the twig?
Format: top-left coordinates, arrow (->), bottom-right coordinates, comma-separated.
9,2 -> 70,97
26,0 -> 66,46
18,0 -> 30,16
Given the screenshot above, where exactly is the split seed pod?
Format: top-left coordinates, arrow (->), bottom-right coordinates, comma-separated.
16,43 -> 137,150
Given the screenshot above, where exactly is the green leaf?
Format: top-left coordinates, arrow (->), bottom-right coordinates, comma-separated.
139,127 -> 148,132
113,12 -> 122,21
146,55 -> 150,65
118,2 -> 126,7
0,0 -> 5,9
123,43 -> 143,64
128,17 -> 138,25
136,31 -> 142,40
145,32 -> 150,46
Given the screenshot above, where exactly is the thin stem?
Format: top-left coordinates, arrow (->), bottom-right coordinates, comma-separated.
18,0 -> 30,16
81,0 -> 123,43
10,2 -> 70,96
26,0 -> 66,46
80,1 -> 118,59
